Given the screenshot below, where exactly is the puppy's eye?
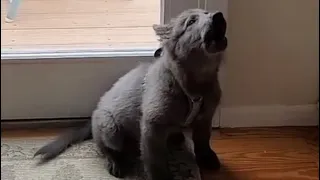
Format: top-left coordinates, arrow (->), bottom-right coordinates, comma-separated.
186,18 -> 196,27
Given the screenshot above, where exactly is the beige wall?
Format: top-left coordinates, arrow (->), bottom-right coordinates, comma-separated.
222,0 -> 319,107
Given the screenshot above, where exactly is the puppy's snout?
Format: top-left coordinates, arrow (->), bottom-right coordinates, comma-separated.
212,12 -> 224,20
211,12 -> 227,42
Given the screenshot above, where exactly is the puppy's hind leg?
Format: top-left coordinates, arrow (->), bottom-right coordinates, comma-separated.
167,131 -> 185,146
93,111 -> 128,178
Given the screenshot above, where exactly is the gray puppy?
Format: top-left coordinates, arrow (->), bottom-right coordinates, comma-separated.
34,8 -> 227,180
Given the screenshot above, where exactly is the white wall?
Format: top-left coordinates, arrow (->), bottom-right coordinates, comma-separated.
219,0 -> 319,127
1,58 -> 149,119
223,0 -> 319,107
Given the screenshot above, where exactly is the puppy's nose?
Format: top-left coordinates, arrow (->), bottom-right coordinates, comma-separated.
212,12 -> 224,20
212,12 -> 227,41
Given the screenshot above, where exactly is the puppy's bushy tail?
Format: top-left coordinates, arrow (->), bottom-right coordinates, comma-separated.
34,121 -> 92,164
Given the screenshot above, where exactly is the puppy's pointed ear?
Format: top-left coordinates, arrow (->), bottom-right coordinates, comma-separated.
153,23 -> 173,42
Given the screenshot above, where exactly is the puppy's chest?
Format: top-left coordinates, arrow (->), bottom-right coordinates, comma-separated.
181,95 -> 203,127
185,75 -> 221,100
167,82 -> 204,127
178,81 -> 221,127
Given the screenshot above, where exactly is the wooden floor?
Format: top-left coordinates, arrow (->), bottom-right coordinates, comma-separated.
2,127 -> 319,179
1,0 -> 160,51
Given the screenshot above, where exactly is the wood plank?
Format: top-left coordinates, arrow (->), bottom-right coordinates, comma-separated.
218,127 -> 319,139
1,12 -> 159,30
1,128 -> 67,138
210,127 -> 319,180
2,27 -> 157,47
1,0 -> 160,50
204,162 -> 318,180
213,138 -> 315,164
1,0 -> 159,14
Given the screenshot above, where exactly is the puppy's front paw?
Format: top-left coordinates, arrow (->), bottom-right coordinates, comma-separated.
148,174 -> 173,180
145,168 -> 173,180
196,149 -> 220,170
106,159 -> 126,178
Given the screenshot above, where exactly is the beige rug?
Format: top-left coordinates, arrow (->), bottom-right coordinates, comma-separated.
1,134 -> 201,180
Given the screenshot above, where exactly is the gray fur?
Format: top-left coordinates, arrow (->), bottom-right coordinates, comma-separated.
34,8 -> 227,180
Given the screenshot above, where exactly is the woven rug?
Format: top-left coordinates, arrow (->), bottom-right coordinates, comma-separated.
1,133 -> 201,180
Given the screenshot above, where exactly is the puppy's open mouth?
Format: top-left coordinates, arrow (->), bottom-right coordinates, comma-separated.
204,12 -> 227,53
205,36 -> 228,53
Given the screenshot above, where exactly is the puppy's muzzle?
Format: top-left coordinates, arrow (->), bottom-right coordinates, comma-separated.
205,12 -> 228,51
211,12 -> 227,42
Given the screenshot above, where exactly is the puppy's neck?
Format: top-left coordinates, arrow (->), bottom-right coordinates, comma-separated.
161,47 -> 221,95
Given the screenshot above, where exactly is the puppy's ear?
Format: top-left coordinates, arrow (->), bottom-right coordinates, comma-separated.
153,23 -> 173,42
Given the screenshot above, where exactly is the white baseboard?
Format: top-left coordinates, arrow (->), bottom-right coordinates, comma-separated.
211,105 -> 221,128
219,104 -> 319,128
